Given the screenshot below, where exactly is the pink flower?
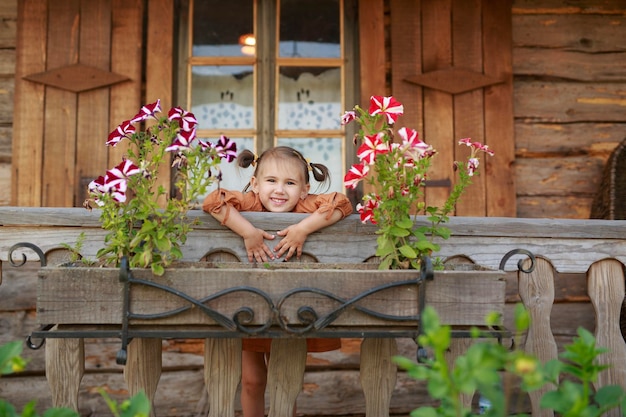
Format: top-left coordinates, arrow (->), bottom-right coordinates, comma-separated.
369,96 -> 404,124
357,133 -> 388,165
107,120 -> 136,146
458,138 -> 495,156
131,99 -> 162,123
344,163 -> 369,189
467,158 -> 479,177
341,110 -> 357,125
398,127 -> 433,158
168,107 -> 197,131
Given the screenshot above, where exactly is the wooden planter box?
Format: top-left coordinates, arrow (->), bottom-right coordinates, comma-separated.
37,262 -> 506,338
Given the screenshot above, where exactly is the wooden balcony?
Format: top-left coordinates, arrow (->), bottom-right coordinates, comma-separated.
1,207 -> 626,417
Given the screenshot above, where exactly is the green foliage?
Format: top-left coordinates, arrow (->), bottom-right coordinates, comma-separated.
0,341 -> 150,417
84,101 -> 236,275
395,305 -> 626,417
343,96 -> 494,270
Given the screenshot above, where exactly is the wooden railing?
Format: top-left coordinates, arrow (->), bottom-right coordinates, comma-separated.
2,207 -> 626,417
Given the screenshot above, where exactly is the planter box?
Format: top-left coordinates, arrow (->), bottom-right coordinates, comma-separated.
37,263 -> 506,337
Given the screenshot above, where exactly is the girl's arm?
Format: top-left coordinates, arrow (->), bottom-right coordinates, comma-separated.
274,208 -> 344,261
209,205 -> 277,263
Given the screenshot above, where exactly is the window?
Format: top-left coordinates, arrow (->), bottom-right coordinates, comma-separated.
179,0 -> 357,194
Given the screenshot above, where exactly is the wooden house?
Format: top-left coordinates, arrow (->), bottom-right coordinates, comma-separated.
1,0 -> 625,416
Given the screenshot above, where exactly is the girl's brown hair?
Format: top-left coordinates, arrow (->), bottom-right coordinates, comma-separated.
238,146 -> 331,192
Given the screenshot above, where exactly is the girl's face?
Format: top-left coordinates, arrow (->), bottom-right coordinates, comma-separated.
250,158 -> 310,212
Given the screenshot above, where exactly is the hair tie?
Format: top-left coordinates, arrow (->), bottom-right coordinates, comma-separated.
306,158 -> 313,171
251,153 -> 258,167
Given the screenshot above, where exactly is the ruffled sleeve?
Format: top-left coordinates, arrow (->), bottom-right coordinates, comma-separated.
202,189 -> 261,224
297,192 -> 354,219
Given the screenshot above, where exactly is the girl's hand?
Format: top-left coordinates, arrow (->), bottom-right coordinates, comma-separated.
243,229 -> 276,263
274,225 -> 309,261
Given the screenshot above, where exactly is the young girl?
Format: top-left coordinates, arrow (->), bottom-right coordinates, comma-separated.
202,146 -> 353,417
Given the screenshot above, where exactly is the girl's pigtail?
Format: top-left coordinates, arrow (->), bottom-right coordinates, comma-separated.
310,162 -> 331,190
238,149 -> 256,169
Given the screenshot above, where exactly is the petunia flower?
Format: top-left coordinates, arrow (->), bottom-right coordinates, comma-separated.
130,99 -> 162,123
341,110 -> 357,125
369,95 -> 404,124
168,107 -> 197,132
356,196 -> 379,224
357,133 -> 388,165
107,120 -> 136,146
165,129 -> 196,152
215,135 -> 237,162
344,163 -> 369,189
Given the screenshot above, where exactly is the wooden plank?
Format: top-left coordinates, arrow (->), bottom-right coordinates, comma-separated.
517,196 -> 594,219
452,0 -> 486,216
75,0 -> 112,206
513,48 -> 626,82
513,0 -> 626,15
11,0 -> 47,206
515,81 -> 626,123
0,78 -> 14,125
35,266 -> 505,327
483,0 -> 516,217
515,122 -> 623,156
515,155 -> 604,196
358,0 -> 386,101
0,0 -> 17,17
0,49 -> 15,75
108,0 -> 143,168
145,0 -> 173,200
588,259 -> 626,405
389,0 -> 423,133
0,7 -> 16,48
421,0 -> 455,211
512,14 -> 626,52
42,0 -> 80,207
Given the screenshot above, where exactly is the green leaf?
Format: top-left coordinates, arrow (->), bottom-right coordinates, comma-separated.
411,406 -> 438,417
42,408 -> 80,417
398,244 -> 417,259
395,217 -> 414,229
595,385 -> 625,408
389,226 -> 411,237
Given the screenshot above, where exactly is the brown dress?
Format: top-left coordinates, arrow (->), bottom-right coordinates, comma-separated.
202,189 -> 354,353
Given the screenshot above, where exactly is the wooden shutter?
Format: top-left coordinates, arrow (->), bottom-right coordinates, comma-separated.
11,0 -> 175,207
360,0 -> 515,217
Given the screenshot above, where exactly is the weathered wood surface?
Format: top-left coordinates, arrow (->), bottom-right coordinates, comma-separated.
2,208 -> 626,416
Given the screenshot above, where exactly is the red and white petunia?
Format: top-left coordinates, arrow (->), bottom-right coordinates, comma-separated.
356,195 -> 379,224
215,135 -> 237,162
357,133 -> 389,165
107,120 -> 136,146
466,158 -> 480,177
130,99 -> 162,123
341,110 -> 357,125
369,96 -> 404,125
165,129 -> 196,152
344,163 -> 369,189
168,107 -> 197,132
398,127 -> 433,159
458,138 -> 495,157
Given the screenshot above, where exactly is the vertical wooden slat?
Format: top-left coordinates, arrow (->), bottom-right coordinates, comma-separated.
483,0 -> 516,217
519,257 -> 557,417
45,337 -> 84,410
124,338 -> 162,417
146,0 -> 174,198
422,0 -> 454,210
109,0 -> 143,169
204,338 -> 242,417
452,0 -> 487,216
389,0 -> 423,134
358,0 -> 385,105
588,258 -> 626,417
360,338 -> 397,417
11,0 -> 47,206
267,339 -> 307,417
42,0 -> 80,207
75,0 -> 112,205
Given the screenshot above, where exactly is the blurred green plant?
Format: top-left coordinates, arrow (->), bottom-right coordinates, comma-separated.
0,341 -> 150,417
394,304 -> 626,417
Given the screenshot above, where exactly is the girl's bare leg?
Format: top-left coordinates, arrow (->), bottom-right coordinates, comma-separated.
241,351 -> 268,417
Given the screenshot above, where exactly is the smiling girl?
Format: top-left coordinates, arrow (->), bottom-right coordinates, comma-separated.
202,146 -> 353,417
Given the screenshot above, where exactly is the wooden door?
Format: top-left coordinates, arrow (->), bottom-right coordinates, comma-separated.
359,0 -> 515,217
11,0 -> 173,207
